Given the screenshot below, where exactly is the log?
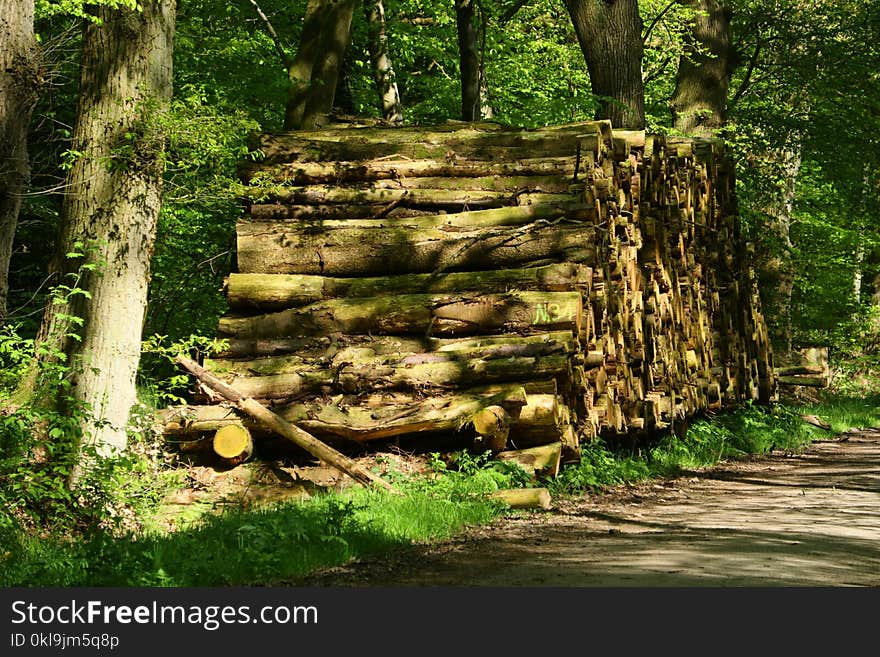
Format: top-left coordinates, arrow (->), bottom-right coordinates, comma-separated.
487,487 -> 552,510
236,219 -> 597,276
777,375 -> 828,387
471,405 -> 512,453
173,355 -> 394,491
775,365 -> 826,376
218,291 -> 583,339
212,424 -> 253,466
244,159 -> 591,185
495,442 -> 562,479
226,263 -> 591,310
160,385 -> 528,443
214,330 -> 576,360
206,354 -> 572,400
249,122 -> 609,165
256,186 -> 578,210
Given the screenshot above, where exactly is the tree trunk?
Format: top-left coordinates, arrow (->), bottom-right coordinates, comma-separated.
30,1 -> 174,467
455,0 -> 481,121
564,0 -> 645,129
671,1 -> 734,136
0,1 -> 39,323
285,0 -> 357,130
363,0 -> 403,124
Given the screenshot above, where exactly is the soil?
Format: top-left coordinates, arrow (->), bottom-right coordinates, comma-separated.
295,428 -> 880,587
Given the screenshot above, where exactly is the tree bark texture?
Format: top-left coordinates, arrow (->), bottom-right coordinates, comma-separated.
285,0 -> 357,130
455,0 -> 481,121
363,0 -> 403,124
0,0 -> 39,323
565,0 -> 645,129
671,1 -> 734,136
35,0 -> 175,461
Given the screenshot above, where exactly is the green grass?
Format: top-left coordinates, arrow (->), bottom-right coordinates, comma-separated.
551,393 -> 880,496
0,453 -> 523,587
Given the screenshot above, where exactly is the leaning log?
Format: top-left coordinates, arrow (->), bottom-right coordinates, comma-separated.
173,355 -> 394,491
495,442 -> 562,479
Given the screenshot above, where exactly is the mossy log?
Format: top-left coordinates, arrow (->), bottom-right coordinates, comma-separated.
161,385 -> 528,443
237,221 -> 597,276
226,263 -> 591,311
218,291 -> 582,339
207,354 -> 572,400
214,330 -> 576,360
244,158 -> 592,185
487,487 -> 552,510
495,442 -> 562,479
248,122 -> 610,165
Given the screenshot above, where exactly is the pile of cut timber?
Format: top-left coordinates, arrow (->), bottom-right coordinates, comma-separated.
161,120 -> 775,465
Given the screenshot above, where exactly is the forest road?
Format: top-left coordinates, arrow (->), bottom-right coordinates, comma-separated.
300,429 -> 880,586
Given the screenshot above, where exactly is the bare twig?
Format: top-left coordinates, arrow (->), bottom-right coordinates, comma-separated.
247,0 -> 291,68
643,0 -> 678,44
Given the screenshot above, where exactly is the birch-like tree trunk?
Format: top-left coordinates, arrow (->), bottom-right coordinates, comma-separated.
564,0 -> 645,129
364,0 -> 403,124
0,1 -> 40,323
285,0 -> 356,130
32,0 -> 175,467
671,0 -> 734,136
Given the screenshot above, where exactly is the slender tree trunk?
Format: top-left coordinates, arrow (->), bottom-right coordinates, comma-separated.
455,0 -> 481,121
0,1 -> 40,323
853,170 -> 871,305
285,0 -> 357,130
564,0 -> 645,129
765,139 -> 800,358
364,0 -> 403,124
671,0 -> 734,136
30,0 -> 175,468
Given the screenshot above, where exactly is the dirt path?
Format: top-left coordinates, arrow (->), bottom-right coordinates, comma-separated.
302,429 -> 880,586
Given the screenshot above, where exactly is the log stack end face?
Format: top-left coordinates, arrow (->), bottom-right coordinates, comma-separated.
168,121 -> 776,462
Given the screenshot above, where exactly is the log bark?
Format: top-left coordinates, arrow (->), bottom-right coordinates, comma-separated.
495,442 -> 562,479
226,263 -> 590,310
161,385 -> 527,443
203,353 -> 571,400
487,487 -> 552,510
219,290 -> 582,339
250,122 -> 610,165
174,355 -> 394,490
237,219 -> 597,276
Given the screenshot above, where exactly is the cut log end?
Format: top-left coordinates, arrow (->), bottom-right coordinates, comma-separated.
213,424 -> 254,465
487,487 -> 552,510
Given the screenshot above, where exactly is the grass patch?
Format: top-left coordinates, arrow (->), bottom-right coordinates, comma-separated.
551,394 -> 878,496
0,452 -> 526,587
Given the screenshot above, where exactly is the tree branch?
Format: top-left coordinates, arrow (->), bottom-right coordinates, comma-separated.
729,34 -> 761,109
643,0 -> 678,44
247,0 -> 291,68
499,0 -> 532,24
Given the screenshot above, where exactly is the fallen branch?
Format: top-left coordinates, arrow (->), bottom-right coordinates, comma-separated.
174,355 -> 395,492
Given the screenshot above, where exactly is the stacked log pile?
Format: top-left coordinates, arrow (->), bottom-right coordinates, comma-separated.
161,120 -> 775,465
